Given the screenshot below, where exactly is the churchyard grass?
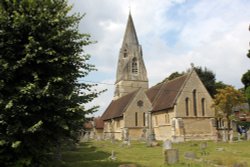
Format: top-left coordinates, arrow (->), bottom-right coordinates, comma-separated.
57,140 -> 250,167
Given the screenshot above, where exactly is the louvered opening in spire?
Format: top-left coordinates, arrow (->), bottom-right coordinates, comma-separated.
122,13 -> 139,46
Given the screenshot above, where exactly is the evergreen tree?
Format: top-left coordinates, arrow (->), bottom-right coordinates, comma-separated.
0,0 -> 100,166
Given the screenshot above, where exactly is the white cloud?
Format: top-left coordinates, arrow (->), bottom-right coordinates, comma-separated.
68,0 -> 250,116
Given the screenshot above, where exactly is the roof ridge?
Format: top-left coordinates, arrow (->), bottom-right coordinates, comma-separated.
151,80 -> 167,109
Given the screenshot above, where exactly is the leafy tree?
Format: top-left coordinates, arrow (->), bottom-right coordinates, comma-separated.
194,66 -> 216,97
158,66 -> 227,97
0,0 -> 100,166
245,86 -> 250,111
157,71 -> 184,84
241,70 -> 250,88
213,86 -> 246,137
241,25 -> 250,107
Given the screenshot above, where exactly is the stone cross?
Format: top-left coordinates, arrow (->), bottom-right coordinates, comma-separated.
163,139 -> 172,150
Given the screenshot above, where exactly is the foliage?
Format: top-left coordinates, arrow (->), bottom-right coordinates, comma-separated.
158,66 -> 227,97
213,86 -> 246,131
157,71 -> 184,84
0,0 -> 100,166
194,66 -> 216,97
241,70 -> 250,88
245,86 -> 250,110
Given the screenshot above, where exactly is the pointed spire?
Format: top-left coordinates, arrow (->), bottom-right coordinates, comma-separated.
122,12 -> 139,46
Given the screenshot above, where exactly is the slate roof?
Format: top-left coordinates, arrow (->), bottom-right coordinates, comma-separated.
94,117 -> 104,129
101,90 -> 138,121
146,74 -> 189,112
102,72 -> 192,120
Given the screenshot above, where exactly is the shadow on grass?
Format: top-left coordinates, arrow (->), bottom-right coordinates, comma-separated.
60,142 -> 139,167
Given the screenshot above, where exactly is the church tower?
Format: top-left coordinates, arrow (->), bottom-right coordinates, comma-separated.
114,13 -> 148,99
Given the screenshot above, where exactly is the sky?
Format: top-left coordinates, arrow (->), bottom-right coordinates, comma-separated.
68,0 -> 250,117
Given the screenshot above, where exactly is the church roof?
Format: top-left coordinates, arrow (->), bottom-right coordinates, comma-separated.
121,12 -> 139,46
94,117 -> 104,129
101,90 -> 138,121
146,74 -> 189,112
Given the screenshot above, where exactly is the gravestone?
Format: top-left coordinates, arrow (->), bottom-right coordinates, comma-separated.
200,142 -> 208,155
229,130 -> 234,143
163,139 -> 172,150
247,130 -> 250,141
164,149 -> 179,164
238,133 -> 241,141
222,130 -> 227,142
184,151 -> 196,160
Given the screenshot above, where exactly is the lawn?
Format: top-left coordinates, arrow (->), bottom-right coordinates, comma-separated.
57,140 -> 250,167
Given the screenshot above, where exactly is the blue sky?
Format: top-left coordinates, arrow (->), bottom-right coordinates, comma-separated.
68,0 -> 250,116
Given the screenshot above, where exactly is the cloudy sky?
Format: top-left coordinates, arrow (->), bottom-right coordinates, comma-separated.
68,0 -> 250,117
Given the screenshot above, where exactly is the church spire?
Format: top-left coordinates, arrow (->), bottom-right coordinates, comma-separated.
114,12 -> 148,99
121,12 -> 139,47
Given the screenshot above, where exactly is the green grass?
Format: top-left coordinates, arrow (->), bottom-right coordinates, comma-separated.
56,140 -> 250,167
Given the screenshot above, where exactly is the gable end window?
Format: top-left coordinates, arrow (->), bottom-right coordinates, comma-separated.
201,98 -> 206,116
135,112 -> 138,126
185,97 -> 189,116
193,89 -> 197,116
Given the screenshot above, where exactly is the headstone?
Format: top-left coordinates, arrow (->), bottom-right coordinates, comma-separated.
238,133 -> 241,141
247,130 -> 250,141
163,139 -> 172,150
222,130 -> 227,142
164,149 -> 179,164
200,142 -> 208,155
184,151 -> 196,160
229,130 -> 234,143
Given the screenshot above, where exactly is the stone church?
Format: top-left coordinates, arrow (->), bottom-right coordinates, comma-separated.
101,13 -> 217,142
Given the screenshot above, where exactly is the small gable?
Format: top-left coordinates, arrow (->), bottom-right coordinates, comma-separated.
101,90 -> 138,120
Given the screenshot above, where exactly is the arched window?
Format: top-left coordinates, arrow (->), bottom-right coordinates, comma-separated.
124,49 -> 128,58
165,113 -> 170,124
201,98 -> 205,116
193,89 -> 197,116
132,57 -> 138,74
185,97 -> 189,116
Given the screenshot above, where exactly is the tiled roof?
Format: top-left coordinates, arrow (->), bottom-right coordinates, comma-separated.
147,74 -> 188,112
84,121 -> 93,129
101,90 -> 138,120
94,117 -> 104,129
